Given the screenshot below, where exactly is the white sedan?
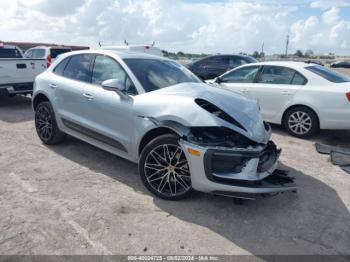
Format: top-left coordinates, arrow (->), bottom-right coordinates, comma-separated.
209,61 -> 350,138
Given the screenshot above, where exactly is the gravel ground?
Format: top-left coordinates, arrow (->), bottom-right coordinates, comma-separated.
0,69 -> 349,256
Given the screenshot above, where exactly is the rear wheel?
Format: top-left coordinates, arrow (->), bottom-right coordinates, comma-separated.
35,101 -> 65,144
283,106 -> 319,138
139,134 -> 193,200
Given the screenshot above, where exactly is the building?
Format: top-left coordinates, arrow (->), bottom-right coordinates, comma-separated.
1,41 -> 89,52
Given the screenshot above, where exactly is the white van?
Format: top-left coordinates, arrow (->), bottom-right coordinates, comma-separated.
100,45 -> 163,57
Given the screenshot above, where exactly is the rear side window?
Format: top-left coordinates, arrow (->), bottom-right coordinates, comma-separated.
0,48 -> 22,58
227,56 -> 257,67
53,57 -> 70,76
63,54 -> 93,82
199,56 -> 223,67
306,65 -> 349,83
258,66 -> 306,85
51,48 -> 71,59
291,72 -> 307,85
32,49 -> 45,58
221,66 -> 260,83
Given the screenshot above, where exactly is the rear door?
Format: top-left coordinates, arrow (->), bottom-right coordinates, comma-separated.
218,65 -> 260,97
251,65 -> 306,122
53,54 -> 94,127
197,56 -> 225,79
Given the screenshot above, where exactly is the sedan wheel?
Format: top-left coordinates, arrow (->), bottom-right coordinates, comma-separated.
284,106 -> 319,138
288,111 -> 312,135
139,134 -> 193,200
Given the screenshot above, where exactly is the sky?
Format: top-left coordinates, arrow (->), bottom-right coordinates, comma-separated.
0,0 -> 350,55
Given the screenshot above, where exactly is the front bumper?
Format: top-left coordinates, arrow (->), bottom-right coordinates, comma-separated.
179,140 -> 296,196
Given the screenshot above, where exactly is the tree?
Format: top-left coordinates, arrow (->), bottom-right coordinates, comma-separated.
294,50 -> 303,57
177,51 -> 185,57
252,51 -> 260,58
304,49 -> 314,58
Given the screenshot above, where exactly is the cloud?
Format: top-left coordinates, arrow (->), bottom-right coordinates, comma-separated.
291,8 -> 350,52
0,0 -> 349,54
310,0 -> 350,10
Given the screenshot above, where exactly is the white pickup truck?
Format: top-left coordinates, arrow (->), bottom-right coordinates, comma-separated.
0,44 -> 47,96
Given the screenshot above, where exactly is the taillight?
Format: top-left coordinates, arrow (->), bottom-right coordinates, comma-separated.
346,92 -> 350,102
46,54 -> 52,68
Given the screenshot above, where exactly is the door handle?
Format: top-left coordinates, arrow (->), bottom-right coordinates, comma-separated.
49,83 -> 57,88
281,90 -> 291,95
83,93 -> 94,100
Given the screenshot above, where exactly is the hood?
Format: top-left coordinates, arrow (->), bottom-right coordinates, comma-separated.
134,83 -> 270,144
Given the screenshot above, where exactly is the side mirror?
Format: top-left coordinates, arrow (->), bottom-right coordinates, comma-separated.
102,79 -> 125,92
215,77 -> 222,83
101,79 -> 130,99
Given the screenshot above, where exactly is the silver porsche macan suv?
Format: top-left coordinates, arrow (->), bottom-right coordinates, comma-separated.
32,50 -> 296,200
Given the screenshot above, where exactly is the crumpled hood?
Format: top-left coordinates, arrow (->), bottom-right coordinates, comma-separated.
134,83 -> 270,144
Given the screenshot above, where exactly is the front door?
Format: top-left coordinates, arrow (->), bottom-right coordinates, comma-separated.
78,54 -> 138,155
218,65 -> 260,98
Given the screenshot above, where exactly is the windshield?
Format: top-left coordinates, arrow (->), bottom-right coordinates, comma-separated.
305,65 -> 349,83
123,58 -> 201,92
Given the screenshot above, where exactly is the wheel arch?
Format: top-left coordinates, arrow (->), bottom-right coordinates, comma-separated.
138,122 -> 189,156
281,104 -> 320,128
32,92 -> 51,110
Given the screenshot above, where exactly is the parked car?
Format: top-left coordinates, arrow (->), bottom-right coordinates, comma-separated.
209,61 -> 350,138
100,44 -> 163,57
330,61 -> 350,68
32,50 -> 295,200
304,60 -> 324,66
24,46 -> 72,67
186,54 -> 257,80
0,44 -> 47,96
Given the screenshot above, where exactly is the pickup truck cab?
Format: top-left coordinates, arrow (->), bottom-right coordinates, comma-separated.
24,46 -> 72,67
0,44 -> 47,96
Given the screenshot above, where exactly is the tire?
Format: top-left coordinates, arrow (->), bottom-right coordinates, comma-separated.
283,106 -> 319,138
139,134 -> 193,200
35,101 -> 66,145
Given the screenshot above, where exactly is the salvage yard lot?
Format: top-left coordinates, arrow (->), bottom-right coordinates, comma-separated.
0,69 -> 350,256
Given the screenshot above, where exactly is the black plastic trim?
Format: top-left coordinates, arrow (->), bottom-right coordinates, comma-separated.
62,119 -> 127,153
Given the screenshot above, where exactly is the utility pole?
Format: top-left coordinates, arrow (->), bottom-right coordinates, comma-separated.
285,30 -> 290,57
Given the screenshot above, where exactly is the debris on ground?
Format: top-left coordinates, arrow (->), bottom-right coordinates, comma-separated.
315,143 -> 350,174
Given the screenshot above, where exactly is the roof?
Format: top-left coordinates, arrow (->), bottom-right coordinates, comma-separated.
242,61 -> 315,69
62,49 -> 169,60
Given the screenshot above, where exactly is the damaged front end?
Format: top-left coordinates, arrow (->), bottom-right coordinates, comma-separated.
180,126 -> 296,199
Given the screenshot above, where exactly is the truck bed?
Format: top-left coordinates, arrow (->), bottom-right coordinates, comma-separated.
0,58 -> 47,96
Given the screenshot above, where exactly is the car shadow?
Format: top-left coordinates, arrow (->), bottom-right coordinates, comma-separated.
270,124 -> 350,148
0,95 -> 34,123
48,136 -> 350,255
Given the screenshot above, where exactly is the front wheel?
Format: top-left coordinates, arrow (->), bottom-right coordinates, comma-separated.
139,134 -> 193,200
283,106 -> 319,138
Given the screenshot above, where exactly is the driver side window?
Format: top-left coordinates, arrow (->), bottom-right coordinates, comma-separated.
92,55 -> 137,95
221,66 -> 260,83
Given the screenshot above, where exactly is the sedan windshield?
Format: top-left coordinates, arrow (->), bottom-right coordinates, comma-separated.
123,58 -> 201,92
305,65 -> 350,83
